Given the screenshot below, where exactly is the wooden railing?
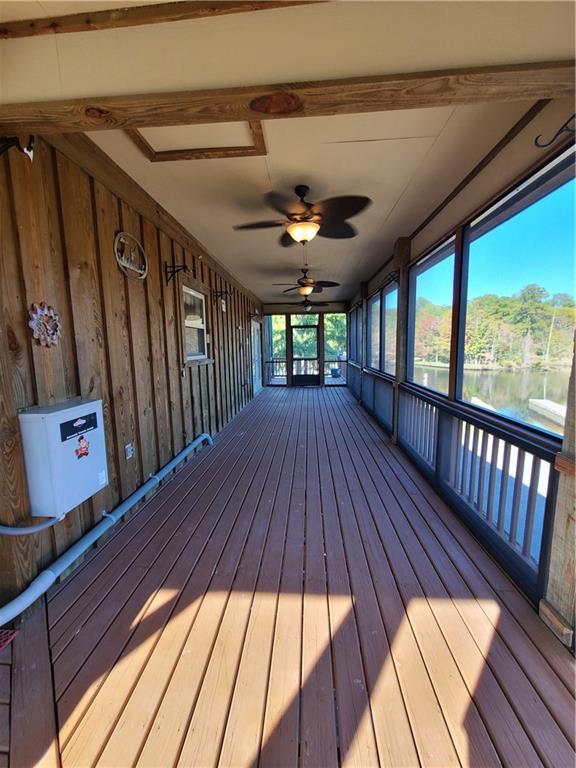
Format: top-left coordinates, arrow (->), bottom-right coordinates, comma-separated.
397,383 -> 560,600
359,368 -> 395,432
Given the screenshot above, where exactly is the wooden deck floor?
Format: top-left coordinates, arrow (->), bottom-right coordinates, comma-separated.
22,388 -> 576,767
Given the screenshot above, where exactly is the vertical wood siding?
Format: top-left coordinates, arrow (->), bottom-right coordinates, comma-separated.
0,139 -> 261,603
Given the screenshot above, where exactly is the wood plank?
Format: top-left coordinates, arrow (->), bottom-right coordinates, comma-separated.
174,393 -> 293,767
2,61 -> 573,135
141,218 -> 172,467
56,152 -> 119,520
93,181 -> 141,499
336,392 -> 570,765
0,155 -> 34,411
322,392 -> 461,767
121,202 -> 158,478
7,140 -> 79,562
299,396 -> 338,768
312,390 -> 379,767
64,396 -> 284,767
218,389 -> 302,768
57,392 -> 284,749
175,244 -> 194,445
0,1 -> 320,39
113,394 -> 288,766
339,390 -> 576,751
159,231 -> 184,455
0,667 -> 10,705
259,395 -> 307,768
315,393 -> 419,768
0,706 -> 8,753
10,600 -> 60,768
0,175 -> 35,600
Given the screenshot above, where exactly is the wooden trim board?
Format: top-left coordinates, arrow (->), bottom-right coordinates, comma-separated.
0,1 -> 322,39
125,120 -> 267,161
0,61 -> 573,135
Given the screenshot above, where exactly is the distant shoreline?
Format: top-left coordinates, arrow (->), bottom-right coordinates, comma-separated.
414,361 -> 572,372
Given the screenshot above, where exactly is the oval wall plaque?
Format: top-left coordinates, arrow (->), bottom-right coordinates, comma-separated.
114,231 -> 148,280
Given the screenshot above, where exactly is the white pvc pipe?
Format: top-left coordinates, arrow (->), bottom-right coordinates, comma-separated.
0,433 -> 213,627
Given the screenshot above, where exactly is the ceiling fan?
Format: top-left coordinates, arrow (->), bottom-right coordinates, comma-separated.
233,184 -> 372,247
273,268 -> 340,296
285,297 -> 330,312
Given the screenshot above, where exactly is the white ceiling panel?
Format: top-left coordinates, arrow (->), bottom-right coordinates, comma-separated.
140,122 -> 254,151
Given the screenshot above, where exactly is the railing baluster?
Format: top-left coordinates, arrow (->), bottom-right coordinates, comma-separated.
455,419 -> 464,491
509,448 -> 526,547
476,429 -> 489,516
460,422 -> 471,496
486,435 -> 499,524
522,456 -> 541,559
468,425 -> 480,504
497,442 -> 511,535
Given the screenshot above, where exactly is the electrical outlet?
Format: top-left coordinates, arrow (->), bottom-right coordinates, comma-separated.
125,442 -> 134,460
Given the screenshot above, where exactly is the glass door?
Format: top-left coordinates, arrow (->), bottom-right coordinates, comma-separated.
290,314 -> 320,386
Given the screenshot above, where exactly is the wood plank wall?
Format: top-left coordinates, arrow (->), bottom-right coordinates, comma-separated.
0,137 -> 261,605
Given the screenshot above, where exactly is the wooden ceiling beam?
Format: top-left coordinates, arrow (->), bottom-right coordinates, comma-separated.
0,1 -> 322,39
0,61 -> 573,136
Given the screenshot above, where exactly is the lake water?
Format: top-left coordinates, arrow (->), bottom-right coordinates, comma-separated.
413,365 -> 570,436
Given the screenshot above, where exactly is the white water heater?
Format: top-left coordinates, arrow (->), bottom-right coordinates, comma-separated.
18,399 -> 109,519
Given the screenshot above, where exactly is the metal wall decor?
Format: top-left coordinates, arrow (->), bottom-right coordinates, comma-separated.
114,231 -> 148,280
534,114 -> 575,148
0,135 -> 34,161
164,263 -> 190,284
28,302 -> 62,347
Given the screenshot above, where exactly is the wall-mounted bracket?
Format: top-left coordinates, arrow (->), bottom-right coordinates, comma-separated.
0,135 -> 34,161
535,114 -> 575,148
212,289 -> 231,303
164,262 -> 191,284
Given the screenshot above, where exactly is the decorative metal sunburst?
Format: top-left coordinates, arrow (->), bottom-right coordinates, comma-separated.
28,302 -> 62,347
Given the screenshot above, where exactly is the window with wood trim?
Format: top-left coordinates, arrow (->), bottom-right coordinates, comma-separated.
382,283 -> 398,376
408,237 -> 456,395
459,146 -> 575,436
182,284 -> 208,362
367,294 -> 381,369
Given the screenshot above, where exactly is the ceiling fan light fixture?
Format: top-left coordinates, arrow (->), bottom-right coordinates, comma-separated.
286,221 -> 320,244
297,285 -> 314,296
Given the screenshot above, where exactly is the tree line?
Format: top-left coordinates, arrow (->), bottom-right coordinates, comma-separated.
415,284 -> 575,369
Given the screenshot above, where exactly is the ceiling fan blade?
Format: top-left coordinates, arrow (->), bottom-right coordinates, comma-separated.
234,220 -> 285,230
310,302 -> 330,306
318,221 -> 357,239
312,285 -> 324,294
314,195 -> 372,220
279,231 -> 297,248
282,287 -> 299,293
315,280 -> 340,288
266,191 -> 306,217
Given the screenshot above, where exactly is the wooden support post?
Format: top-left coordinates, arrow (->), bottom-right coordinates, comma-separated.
540,341 -> 575,647
318,314 -> 325,387
392,238 -> 411,444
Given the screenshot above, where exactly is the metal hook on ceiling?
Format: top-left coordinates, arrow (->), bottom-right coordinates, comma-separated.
534,114 -> 575,149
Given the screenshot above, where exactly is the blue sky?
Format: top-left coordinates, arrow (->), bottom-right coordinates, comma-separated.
417,179 -> 575,305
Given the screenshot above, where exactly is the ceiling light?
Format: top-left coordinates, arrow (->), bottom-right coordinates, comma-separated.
286,221 -> 320,244
297,285 -> 314,296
